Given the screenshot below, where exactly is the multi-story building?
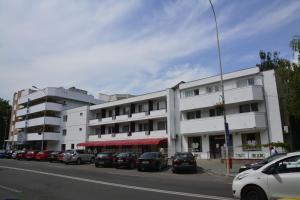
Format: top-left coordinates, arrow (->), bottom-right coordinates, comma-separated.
6,67 -> 284,159
7,87 -> 102,150
79,67 -> 283,159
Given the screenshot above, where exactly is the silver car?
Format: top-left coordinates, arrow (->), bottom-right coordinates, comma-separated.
63,149 -> 95,165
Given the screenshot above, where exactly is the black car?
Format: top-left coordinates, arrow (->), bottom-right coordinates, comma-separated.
114,152 -> 139,169
48,151 -> 63,162
4,150 -> 14,158
239,153 -> 287,173
95,152 -> 117,167
172,152 -> 197,173
137,152 -> 168,171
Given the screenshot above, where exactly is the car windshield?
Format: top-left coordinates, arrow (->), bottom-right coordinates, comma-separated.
97,153 -> 112,158
175,153 -> 193,159
117,153 -> 130,158
140,152 -> 159,159
265,153 -> 286,162
65,150 -> 74,154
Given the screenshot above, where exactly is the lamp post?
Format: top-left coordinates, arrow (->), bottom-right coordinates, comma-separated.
32,86 -> 47,151
2,117 -> 8,149
208,0 -> 230,176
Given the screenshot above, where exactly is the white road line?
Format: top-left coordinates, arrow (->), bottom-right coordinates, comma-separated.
0,184 -> 22,193
0,165 -> 233,200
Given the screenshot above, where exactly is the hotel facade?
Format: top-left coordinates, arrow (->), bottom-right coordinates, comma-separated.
6,67 -> 284,159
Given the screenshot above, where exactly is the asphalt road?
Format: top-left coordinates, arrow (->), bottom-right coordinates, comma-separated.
0,159 -> 234,200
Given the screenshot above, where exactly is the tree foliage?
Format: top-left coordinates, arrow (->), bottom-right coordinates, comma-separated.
0,98 -> 11,147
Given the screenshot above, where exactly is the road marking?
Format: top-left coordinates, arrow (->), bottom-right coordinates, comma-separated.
0,165 -> 233,200
0,184 -> 22,193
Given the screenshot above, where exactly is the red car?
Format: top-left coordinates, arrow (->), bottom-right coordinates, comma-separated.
35,151 -> 53,161
25,150 -> 39,160
16,151 -> 27,160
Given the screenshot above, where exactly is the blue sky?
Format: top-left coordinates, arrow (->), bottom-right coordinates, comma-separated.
0,0 -> 299,101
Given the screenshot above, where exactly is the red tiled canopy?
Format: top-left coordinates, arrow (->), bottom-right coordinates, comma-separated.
77,138 -> 167,147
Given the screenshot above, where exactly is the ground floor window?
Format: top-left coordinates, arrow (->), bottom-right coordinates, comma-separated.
241,132 -> 261,151
188,137 -> 202,152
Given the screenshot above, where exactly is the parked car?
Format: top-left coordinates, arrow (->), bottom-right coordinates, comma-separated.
25,150 -> 39,160
35,151 -> 53,161
137,152 -> 168,171
114,152 -> 139,169
48,151 -> 63,162
172,152 -> 197,173
0,150 -> 6,158
4,150 -> 14,158
239,153 -> 287,173
63,149 -> 95,165
57,151 -> 65,162
95,152 -> 117,168
16,150 -> 27,160
12,150 -> 21,159
232,152 -> 300,200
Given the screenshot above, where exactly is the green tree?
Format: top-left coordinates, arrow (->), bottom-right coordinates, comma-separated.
0,98 -> 11,149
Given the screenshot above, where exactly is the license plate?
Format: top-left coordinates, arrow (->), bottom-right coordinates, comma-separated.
142,161 -> 149,164
118,160 -> 123,163
99,161 -> 104,164
181,162 -> 190,166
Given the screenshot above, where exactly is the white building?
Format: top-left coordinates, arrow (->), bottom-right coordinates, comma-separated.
7,67 -> 284,159
7,87 -> 102,150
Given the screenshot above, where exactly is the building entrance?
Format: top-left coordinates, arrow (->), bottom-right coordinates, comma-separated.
209,135 -> 225,159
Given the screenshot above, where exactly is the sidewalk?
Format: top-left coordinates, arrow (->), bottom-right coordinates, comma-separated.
197,159 -> 241,177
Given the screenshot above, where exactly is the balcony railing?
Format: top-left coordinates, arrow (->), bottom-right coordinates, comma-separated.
16,102 -> 62,117
180,85 -> 264,111
15,117 -> 61,129
181,112 -> 266,134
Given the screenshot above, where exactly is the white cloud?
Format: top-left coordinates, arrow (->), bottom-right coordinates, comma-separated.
0,0 -> 299,102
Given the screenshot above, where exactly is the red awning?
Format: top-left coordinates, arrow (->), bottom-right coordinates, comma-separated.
77,138 -> 167,147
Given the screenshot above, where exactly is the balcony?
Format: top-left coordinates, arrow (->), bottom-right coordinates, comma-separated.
180,85 -> 264,111
150,109 -> 167,117
26,132 -> 60,141
89,119 -> 101,125
15,117 -> 61,129
16,102 -> 62,117
102,117 -> 113,122
116,114 -> 129,121
88,130 -> 167,141
131,112 -> 146,119
181,112 -> 266,134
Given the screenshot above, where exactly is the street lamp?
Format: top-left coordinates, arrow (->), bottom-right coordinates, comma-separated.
32,86 -> 47,151
208,0 -> 230,175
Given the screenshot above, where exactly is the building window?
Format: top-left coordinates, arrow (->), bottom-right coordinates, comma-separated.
157,121 -> 166,130
237,78 -> 255,88
194,89 -> 199,96
186,110 -> 201,120
62,129 -> 67,136
251,103 -> 258,112
206,87 -> 212,93
80,113 -> 83,116
242,132 -> 261,151
79,128 -> 82,131
63,115 -> 68,122
139,123 -> 148,131
239,104 -> 250,113
216,107 -> 223,116
215,85 -> 220,92
61,144 -> 66,151
96,113 -> 101,119
240,103 -> 259,113
188,137 -> 202,152
184,90 -> 193,97
138,105 -> 144,112
71,144 -> 74,149
108,110 -> 112,117
122,125 -> 129,133
209,109 -> 216,117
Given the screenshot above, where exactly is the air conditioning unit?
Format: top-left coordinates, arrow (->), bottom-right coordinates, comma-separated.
127,132 -> 132,136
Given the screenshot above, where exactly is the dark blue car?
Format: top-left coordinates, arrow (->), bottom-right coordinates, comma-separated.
0,150 -> 6,158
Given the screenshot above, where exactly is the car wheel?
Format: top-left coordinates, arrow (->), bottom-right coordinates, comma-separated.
137,167 -> 142,172
242,185 -> 267,200
172,169 -> 177,173
65,162 -> 69,165
95,163 -> 99,168
76,158 -> 81,165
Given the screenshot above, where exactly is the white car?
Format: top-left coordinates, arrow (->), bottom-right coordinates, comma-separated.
232,152 -> 300,200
